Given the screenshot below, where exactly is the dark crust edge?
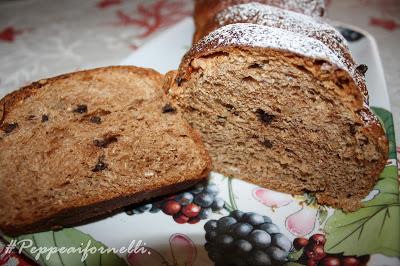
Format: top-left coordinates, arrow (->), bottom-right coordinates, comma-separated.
1,177 -> 207,237
0,65 -> 213,236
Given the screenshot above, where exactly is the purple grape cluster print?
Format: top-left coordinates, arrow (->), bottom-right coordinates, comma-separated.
203,210 -> 291,266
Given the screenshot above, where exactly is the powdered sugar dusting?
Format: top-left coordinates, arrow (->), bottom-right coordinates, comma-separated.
359,103 -> 380,125
212,3 -> 368,101
216,3 -> 346,47
192,23 -> 346,69
275,0 -> 325,17
212,0 -> 326,17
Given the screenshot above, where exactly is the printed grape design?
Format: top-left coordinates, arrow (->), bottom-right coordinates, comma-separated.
293,234 -> 370,266
204,211 -> 291,266
125,182 -> 225,224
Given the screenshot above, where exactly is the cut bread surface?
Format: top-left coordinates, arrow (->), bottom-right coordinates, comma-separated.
0,66 -> 211,236
167,24 -> 388,211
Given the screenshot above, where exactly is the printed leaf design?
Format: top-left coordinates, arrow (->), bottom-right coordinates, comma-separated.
318,207 -> 328,225
5,228 -> 127,266
365,166 -> 399,207
371,107 -> 396,160
288,248 -> 303,261
324,203 -> 400,256
228,177 -> 239,210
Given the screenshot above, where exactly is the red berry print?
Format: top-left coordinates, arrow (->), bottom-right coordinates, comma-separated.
173,213 -> 189,224
342,256 -> 360,266
310,233 -> 326,245
182,203 -> 201,218
126,182 -> 224,225
293,233 -> 369,266
162,200 -> 181,215
294,237 -> 309,250
321,256 -> 341,266
306,258 -> 317,266
313,245 -> 326,260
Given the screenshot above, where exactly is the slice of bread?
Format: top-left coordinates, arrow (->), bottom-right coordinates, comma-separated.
0,66 -> 211,236
166,24 -> 388,211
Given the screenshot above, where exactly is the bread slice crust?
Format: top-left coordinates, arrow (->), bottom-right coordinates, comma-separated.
0,66 -> 211,236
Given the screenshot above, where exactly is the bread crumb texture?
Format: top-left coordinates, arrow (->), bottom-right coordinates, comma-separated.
0,66 -> 211,235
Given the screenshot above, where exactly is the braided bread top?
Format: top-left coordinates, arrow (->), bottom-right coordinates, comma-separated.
193,0 -> 326,43
194,3 -> 368,102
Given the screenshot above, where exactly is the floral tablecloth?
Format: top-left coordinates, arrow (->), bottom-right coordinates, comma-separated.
0,0 -> 399,265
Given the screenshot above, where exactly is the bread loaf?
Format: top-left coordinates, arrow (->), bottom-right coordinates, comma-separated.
166,20 -> 388,211
193,0 -> 326,43
0,66 -> 211,236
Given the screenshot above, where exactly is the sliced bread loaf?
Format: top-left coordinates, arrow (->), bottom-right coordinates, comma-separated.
193,0 -> 326,43
166,24 -> 388,211
193,2 -> 369,102
0,66 -> 211,236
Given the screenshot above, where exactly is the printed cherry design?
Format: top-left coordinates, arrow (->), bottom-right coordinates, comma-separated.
128,233 -> 196,266
292,233 -> 370,266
